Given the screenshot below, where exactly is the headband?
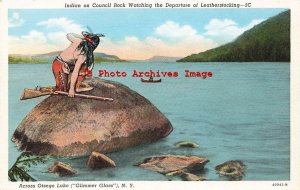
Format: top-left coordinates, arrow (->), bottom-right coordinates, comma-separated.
84,36 -> 96,46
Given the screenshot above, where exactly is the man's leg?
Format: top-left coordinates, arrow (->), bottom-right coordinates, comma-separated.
52,59 -> 68,92
75,65 -> 93,92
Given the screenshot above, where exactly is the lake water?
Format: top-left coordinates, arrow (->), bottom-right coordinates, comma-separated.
8,62 -> 290,181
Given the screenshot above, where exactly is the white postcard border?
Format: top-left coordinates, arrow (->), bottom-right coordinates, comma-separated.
1,0 -> 299,189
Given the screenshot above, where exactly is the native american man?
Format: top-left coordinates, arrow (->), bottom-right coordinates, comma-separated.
52,31 -> 104,97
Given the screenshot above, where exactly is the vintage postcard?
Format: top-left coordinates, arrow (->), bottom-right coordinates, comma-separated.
0,0 -> 300,189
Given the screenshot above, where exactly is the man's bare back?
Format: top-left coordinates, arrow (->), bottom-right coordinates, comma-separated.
59,34 -> 84,64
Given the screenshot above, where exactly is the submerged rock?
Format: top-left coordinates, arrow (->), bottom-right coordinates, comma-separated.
175,141 -> 199,148
166,170 -> 207,181
87,151 -> 116,169
180,172 -> 207,181
12,78 -> 173,156
215,160 -> 245,179
135,155 -> 209,175
48,161 -> 76,176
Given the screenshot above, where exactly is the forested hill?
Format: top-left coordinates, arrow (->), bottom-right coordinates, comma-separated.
178,10 -> 290,62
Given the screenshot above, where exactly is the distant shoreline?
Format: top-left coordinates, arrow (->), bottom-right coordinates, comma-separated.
8,53 -> 127,64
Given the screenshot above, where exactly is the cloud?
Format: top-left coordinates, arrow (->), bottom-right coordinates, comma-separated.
246,19 -> 264,30
99,21 -> 218,60
9,18 -> 85,54
37,17 -> 84,33
46,32 -> 69,46
20,30 -> 48,43
10,19 -> 218,59
9,30 -> 59,54
102,19 -> 265,60
8,12 -> 24,28
37,17 -> 86,47
9,15 -> 267,60
155,21 -> 197,40
9,31 -> 71,54
204,18 -> 264,43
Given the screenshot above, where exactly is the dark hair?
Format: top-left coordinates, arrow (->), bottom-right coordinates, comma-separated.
76,31 -> 101,70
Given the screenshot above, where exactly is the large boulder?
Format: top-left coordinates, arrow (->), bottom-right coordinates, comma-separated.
12,78 -> 173,156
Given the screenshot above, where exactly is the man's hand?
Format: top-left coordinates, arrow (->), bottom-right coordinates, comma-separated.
68,89 -> 75,97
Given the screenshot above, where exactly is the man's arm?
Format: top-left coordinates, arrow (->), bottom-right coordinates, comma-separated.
68,55 -> 86,97
66,33 -> 83,43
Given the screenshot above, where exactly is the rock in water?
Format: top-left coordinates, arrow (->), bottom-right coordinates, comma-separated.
48,162 -> 76,176
136,155 -> 209,174
87,151 -> 116,169
12,78 -> 173,156
175,141 -> 199,148
215,160 -> 245,179
180,172 -> 207,181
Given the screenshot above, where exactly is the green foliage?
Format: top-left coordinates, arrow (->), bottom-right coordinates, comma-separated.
8,152 -> 46,181
178,10 -> 290,62
9,55 -> 48,64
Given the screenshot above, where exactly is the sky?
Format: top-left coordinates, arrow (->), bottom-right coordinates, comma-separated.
8,8 -> 287,60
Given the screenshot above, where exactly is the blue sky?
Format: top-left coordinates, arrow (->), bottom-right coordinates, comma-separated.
8,8 -> 287,59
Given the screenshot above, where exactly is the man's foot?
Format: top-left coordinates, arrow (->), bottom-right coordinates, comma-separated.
76,83 -> 93,92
